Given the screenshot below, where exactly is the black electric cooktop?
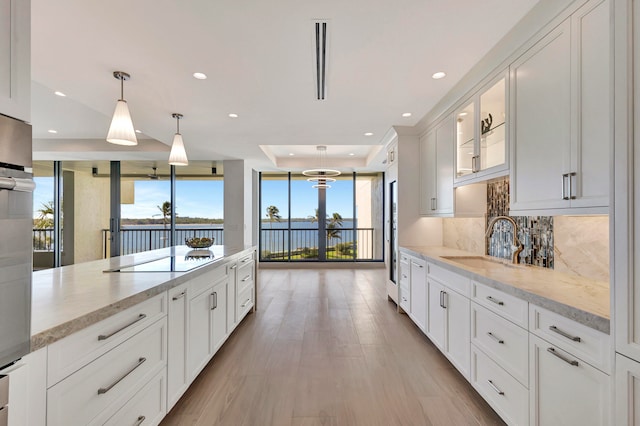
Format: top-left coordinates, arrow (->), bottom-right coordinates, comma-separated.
104,251 -> 216,273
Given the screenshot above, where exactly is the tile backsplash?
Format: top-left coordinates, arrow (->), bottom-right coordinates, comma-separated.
486,178 -> 554,268
442,177 -> 609,281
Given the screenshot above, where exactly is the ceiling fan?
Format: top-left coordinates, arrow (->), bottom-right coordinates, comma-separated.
147,167 -> 159,180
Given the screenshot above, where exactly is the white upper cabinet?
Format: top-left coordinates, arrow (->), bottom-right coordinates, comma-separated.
455,73 -> 509,185
420,114 -> 454,216
0,0 -> 30,122
510,0 -> 610,215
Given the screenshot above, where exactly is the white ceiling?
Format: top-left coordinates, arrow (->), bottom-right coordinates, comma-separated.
31,0 -> 539,172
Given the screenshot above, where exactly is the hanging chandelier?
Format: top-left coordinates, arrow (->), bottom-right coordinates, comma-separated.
302,145 -> 340,189
106,71 -> 138,146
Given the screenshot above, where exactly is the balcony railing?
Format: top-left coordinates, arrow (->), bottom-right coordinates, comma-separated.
101,227 -> 224,258
33,228 -> 57,251
260,227 -> 378,261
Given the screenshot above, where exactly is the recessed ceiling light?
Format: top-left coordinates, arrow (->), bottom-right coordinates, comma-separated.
48,129 -> 57,134
459,112 -> 468,117
54,91 -> 66,97
364,132 -> 373,136
193,72 -> 207,80
135,129 -> 142,134
432,71 -> 446,79
349,153 -> 355,156
402,112 -> 412,118
289,153 -> 295,156
228,113 -> 238,118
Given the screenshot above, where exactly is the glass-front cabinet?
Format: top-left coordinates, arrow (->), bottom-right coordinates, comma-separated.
455,72 -> 508,184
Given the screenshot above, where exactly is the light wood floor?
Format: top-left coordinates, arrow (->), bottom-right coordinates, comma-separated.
161,268 -> 505,426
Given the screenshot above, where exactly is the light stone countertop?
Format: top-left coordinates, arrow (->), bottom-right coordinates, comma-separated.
31,245 -> 253,350
401,246 -> 610,334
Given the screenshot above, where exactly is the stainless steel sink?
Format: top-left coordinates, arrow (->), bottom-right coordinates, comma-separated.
441,255 -> 519,269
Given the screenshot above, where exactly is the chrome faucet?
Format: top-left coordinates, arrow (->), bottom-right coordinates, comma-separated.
485,215 -> 523,264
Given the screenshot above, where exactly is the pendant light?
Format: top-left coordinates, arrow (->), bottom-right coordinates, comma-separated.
168,113 -> 189,166
302,146 -> 340,189
106,71 -> 138,146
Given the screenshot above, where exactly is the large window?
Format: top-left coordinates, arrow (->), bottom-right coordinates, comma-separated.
259,172 -> 384,262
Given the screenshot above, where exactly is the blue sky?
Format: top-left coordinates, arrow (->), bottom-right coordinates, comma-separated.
33,178 -> 224,219
261,179 -> 354,219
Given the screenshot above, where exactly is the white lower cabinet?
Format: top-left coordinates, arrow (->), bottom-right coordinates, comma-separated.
399,252 -> 411,313
471,346 -> 529,426
426,272 -> 471,380
103,370 -> 166,426
615,354 -> 640,425
187,282 -> 215,380
47,318 -> 167,426
0,347 -> 47,426
409,258 -> 427,331
529,333 -> 610,426
211,278 -> 229,354
167,283 -> 189,410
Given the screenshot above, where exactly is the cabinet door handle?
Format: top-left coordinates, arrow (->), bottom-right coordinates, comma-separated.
547,347 -> 579,366
241,298 -> 251,308
487,379 -> 505,396
471,156 -> 477,173
439,290 -> 443,308
569,172 -> 577,200
442,291 -> 447,309
487,332 -> 504,344
172,291 -> 185,301
562,173 -> 569,200
134,415 -> 146,426
430,197 -> 437,211
211,292 -> 218,310
98,314 -> 147,341
97,357 -> 146,395
241,275 -> 251,282
549,325 -> 581,342
486,296 -> 504,306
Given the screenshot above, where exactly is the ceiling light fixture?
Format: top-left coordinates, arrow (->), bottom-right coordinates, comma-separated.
106,71 -> 138,146
193,72 -> 207,80
432,71 -> 446,79
168,113 -> 189,166
364,132 -> 373,136
302,145 -> 340,189
228,113 -> 238,118
349,153 -> 355,156
48,129 -> 57,134
54,91 -> 66,97
402,112 -> 412,118
135,129 -> 142,133
289,153 -> 295,156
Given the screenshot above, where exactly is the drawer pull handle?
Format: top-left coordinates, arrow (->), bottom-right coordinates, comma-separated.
98,314 -> 147,341
241,275 -> 251,282
241,257 -> 251,263
230,264 -> 237,270
486,296 -> 504,306
547,347 -> 579,366
487,332 -> 504,344
487,380 -> 504,396
241,298 -> 251,308
549,325 -> 581,342
211,292 -> 217,310
134,415 -> 146,426
97,357 -> 146,395
172,291 -> 185,301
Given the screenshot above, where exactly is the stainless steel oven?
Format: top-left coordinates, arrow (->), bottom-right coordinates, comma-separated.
0,113 -> 33,370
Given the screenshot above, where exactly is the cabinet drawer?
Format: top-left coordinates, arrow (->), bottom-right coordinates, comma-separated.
101,370 -> 166,426
472,282 -> 528,328
428,263 -> 471,297
471,303 -> 529,386
237,286 -> 254,320
399,284 -> 410,312
238,251 -> 255,265
47,293 -> 167,386
471,346 -> 529,426
529,304 -> 610,373
47,318 -> 167,426
190,263 -> 228,295
237,264 -> 254,294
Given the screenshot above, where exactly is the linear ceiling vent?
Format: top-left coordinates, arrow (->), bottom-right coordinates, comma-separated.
313,20 -> 330,100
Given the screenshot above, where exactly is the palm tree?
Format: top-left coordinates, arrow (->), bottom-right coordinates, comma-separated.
155,201 -> 173,229
34,201 -> 55,229
326,212 -> 343,247
265,205 -> 281,229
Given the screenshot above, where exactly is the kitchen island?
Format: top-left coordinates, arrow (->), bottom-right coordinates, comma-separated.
12,245 -> 257,426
